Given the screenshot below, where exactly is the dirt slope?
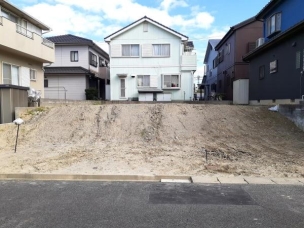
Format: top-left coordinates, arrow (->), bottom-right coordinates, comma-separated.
0,104 -> 303,177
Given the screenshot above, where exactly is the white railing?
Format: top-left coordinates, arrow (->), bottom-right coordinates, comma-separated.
16,24 -> 33,39
42,37 -> 54,49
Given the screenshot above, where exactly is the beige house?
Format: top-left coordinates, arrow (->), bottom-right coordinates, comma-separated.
0,0 -> 54,123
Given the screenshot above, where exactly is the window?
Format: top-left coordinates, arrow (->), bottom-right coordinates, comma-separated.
71,51 -> 78,62
1,8 -> 18,23
270,60 -> 277,74
30,69 -> 36,81
213,56 -> 219,68
163,74 -> 180,88
137,75 -> 150,87
153,44 -> 170,56
44,79 -> 48,88
267,13 -> 281,37
2,63 -> 19,85
99,57 -> 106,67
218,49 -> 224,63
89,52 -> 97,67
296,51 -> 301,69
122,44 -> 139,57
259,65 -> 265,80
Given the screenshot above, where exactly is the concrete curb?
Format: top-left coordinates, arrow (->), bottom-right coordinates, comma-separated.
0,174 -> 303,185
0,174 -> 192,182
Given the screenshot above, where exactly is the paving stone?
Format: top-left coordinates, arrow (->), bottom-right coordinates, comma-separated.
243,177 -> 275,185
270,178 -> 304,185
217,176 -> 248,184
191,176 -> 220,184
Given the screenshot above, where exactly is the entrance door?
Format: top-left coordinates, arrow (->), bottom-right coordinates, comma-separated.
120,78 -> 126,98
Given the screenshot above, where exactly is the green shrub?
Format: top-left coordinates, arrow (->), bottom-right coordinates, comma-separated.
85,88 -> 98,100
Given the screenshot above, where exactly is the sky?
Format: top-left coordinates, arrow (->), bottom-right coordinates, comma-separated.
8,0 -> 270,78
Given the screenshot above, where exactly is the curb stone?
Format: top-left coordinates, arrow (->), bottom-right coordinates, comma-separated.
0,174 -> 303,185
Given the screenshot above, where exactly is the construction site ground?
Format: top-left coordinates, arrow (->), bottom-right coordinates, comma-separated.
0,103 -> 303,178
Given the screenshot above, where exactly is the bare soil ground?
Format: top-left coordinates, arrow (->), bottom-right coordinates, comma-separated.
0,103 -> 303,178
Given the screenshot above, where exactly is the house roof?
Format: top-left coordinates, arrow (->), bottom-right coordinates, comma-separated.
243,19 -> 304,61
47,34 -> 109,59
1,0 -> 51,31
104,16 -> 188,42
44,67 -> 94,75
204,39 -> 220,63
255,0 -> 282,19
215,16 -> 257,50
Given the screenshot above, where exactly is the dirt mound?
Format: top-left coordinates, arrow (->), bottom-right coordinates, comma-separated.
0,103 -> 303,177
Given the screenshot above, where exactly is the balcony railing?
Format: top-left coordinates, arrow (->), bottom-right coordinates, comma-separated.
15,23 -> 54,49
16,24 -> 34,39
42,37 -> 54,49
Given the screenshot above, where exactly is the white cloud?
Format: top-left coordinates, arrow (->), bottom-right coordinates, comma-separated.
24,3 -> 105,36
160,0 -> 188,11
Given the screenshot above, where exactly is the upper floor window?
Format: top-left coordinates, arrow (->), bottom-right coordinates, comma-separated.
99,57 -> 106,67
137,75 -> 150,87
218,49 -> 224,63
1,8 -> 18,23
153,44 -> 170,57
122,44 -> 139,57
30,69 -> 36,81
89,52 -> 97,67
163,74 -> 180,88
213,56 -> 219,69
70,51 -> 78,62
267,12 -> 281,37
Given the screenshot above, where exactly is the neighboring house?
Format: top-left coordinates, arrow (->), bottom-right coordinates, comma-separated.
45,34 -> 110,100
0,0 -> 54,124
104,16 -> 197,101
243,0 -> 304,105
202,39 -> 220,100
214,17 -> 263,101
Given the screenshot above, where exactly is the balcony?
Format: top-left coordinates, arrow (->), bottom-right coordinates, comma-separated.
0,16 -> 54,63
181,52 -> 197,71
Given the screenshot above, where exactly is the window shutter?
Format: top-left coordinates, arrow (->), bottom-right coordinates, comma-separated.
111,44 -> 121,57
142,44 -> 153,57
20,67 -> 30,87
150,75 -> 158,88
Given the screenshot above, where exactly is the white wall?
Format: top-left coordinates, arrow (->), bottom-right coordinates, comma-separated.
51,46 -> 89,68
45,75 -> 86,100
109,21 -> 193,101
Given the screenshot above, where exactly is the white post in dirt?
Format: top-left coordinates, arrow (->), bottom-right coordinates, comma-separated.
13,118 -> 24,153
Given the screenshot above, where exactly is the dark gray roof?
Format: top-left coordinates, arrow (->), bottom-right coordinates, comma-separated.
47,34 -> 109,59
44,67 -> 93,75
209,39 -> 221,49
204,39 -> 220,63
104,16 -> 188,41
47,34 -> 92,44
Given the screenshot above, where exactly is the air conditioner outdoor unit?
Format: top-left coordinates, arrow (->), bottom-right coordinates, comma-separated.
256,38 -> 265,48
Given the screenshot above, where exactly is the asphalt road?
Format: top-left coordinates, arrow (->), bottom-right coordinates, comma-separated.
0,181 -> 303,228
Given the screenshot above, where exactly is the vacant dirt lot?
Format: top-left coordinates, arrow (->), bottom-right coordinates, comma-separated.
0,103 -> 303,178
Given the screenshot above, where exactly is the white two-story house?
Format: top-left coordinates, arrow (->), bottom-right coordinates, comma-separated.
104,16 -> 196,101
0,0 -> 54,123
45,34 -> 110,100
